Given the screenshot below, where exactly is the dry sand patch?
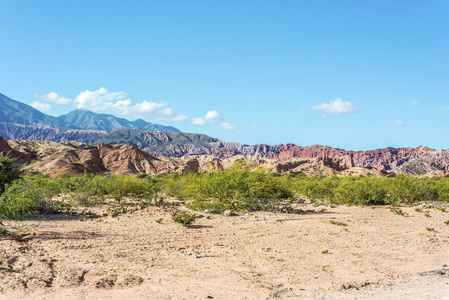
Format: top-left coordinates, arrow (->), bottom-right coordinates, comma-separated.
0,203 -> 448,299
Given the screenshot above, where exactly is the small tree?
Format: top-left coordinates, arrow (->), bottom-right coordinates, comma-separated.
0,152 -> 22,194
0,152 -> 27,232
0,181 -> 42,224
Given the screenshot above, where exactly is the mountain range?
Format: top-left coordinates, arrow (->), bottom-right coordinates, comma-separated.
0,93 -> 180,132
0,92 -> 448,177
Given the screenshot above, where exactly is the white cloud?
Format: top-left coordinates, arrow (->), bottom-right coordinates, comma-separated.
40,87 -> 186,122
35,92 -> 72,105
37,87 -> 241,127
221,121 -> 237,130
192,110 -> 221,125
30,101 -> 51,112
73,87 -> 128,113
443,106 -> 449,111
130,101 -> 166,118
113,99 -> 132,114
192,110 -> 239,133
395,120 -> 405,125
203,110 -> 221,122
155,107 -> 188,121
312,98 -> 359,115
251,123 -> 259,128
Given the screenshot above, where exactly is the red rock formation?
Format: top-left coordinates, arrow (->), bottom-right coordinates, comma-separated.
2,123 -> 446,174
211,147 -> 242,159
275,160 -> 308,173
320,154 -> 355,171
224,143 -> 441,171
0,135 -> 33,160
29,143 -> 192,177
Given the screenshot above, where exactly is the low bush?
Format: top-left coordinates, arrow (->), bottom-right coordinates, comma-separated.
0,153 -> 22,194
0,181 -> 45,222
3,159 -> 449,223
172,211 -> 196,227
161,163 -> 295,211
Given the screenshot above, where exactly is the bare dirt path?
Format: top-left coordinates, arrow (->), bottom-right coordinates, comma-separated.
0,202 -> 448,299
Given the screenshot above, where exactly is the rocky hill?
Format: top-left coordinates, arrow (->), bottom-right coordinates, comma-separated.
392,151 -> 449,177
179,154 -> 367,177
1,123 -> 448,176
0,123 -> 223,156
0,123 -> 105,142
26,142 -> 368,177
27,143 -> 198,177
7,139 -> 87,159
223,143 -> 443,171
0,135 -> 437,177
0,135 -> 32,161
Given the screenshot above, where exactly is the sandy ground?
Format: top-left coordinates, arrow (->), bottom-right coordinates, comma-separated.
0,201 -> 448,299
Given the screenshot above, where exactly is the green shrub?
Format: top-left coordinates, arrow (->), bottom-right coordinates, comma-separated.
172,211 -> 196,227
329,220 -> 347,226
0,153 -> 22,195
390,207 -> 408,216
45,174 -> 158,207
0,181 -> 44,221
178,163 -> 295,211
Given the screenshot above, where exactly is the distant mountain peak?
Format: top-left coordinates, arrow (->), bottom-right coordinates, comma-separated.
0,92 -> 181,133
58,108 -> 180,132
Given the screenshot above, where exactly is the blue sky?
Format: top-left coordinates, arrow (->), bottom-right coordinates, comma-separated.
0,0 -> 448,150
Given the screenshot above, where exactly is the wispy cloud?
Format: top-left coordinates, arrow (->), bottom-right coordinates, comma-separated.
30,101 -> 51,112
155,107 -> 188,121
395,120 -> 405,125
192,110 -> 239,133
35,92 -> 72,105
312,98 -> 359,115
407,101 -> 419,109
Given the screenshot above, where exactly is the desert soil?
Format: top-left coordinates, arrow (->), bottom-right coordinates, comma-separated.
0,201 -> 448,299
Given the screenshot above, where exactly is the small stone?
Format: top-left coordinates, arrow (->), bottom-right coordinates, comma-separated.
223,210 -> 233,217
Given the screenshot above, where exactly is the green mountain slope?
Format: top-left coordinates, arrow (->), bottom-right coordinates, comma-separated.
58,109 -> 180,132
0,93 -> 66,128
0,92 -> 180,132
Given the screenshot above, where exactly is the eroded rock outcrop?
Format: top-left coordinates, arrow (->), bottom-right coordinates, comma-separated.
0,135 -> 32,161
29,143 -> 191,177
2,123 -> 447,176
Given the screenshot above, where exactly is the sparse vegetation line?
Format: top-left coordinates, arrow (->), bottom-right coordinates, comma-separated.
1,158 -> 449,235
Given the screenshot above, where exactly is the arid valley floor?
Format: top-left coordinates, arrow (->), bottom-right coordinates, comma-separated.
1,201 -> 448,299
